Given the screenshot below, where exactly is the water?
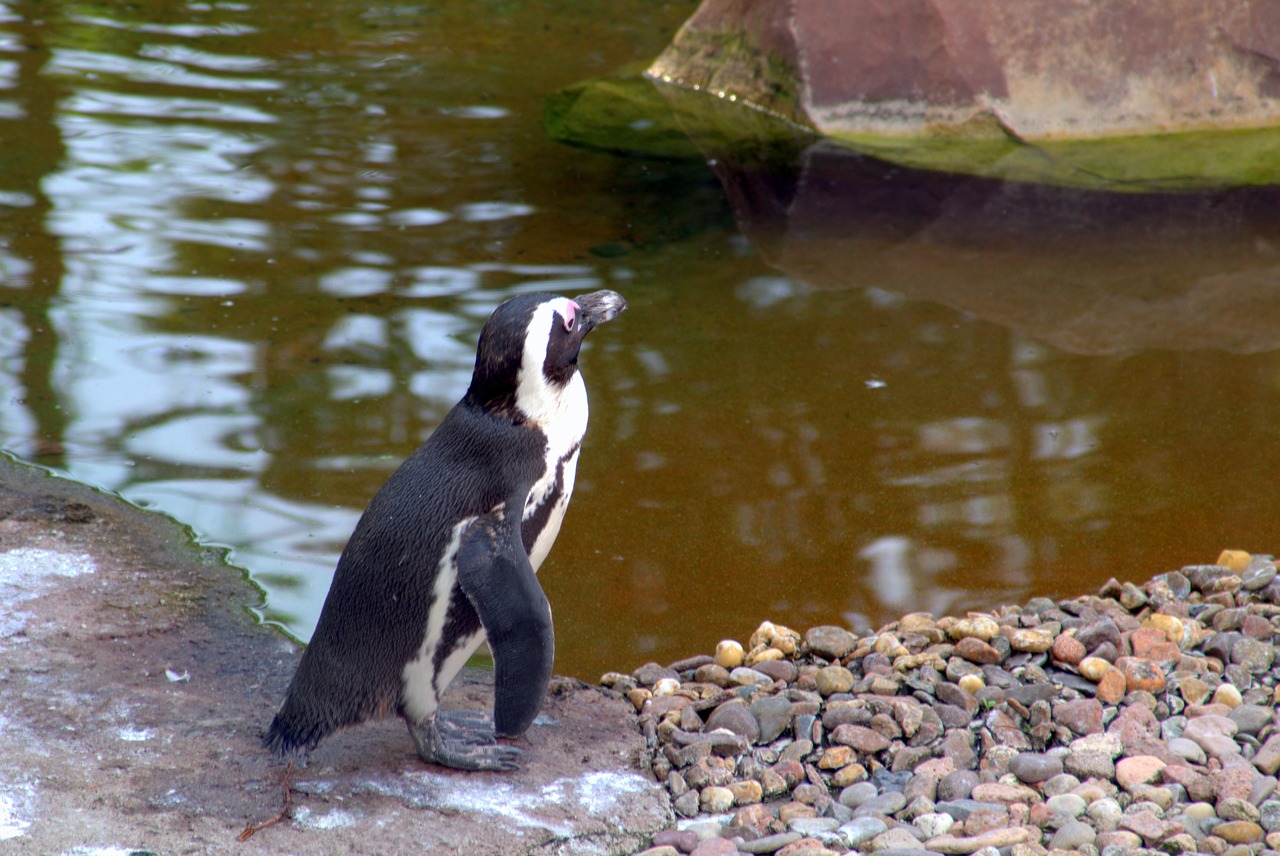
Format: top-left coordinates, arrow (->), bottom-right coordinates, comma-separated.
2,0 -> 1280,681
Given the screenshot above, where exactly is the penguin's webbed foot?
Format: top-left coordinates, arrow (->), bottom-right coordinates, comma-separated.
408,711 -> 522,772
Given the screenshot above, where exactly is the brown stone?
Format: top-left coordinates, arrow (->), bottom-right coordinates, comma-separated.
771,758 -> 806,788
1108,703 -> 1161,745
1130,627 -> 1181,664
1215,820 -> 1264,844
759,767 -> 790,798
777,801 -> 817,824
1054,698 -> 1104,735
926,827 -> 1032,853
829,723 -> 891,753
1117,657 -> 1167,694
1095,666 -> 1128,704
729,779 -> 764,805
689,836 -> 739,856
1253,733 -> 1280,776
776,838 -> 837,856
817,745 -> 854,769
1178,676 -> 1212,705
1051,633 -> 1086,665
970,781 -> 1040,805
955,636 -> 1003,665
1161,764 -> 1214,803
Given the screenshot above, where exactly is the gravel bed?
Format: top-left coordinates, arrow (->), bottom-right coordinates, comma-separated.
604,550 -> 1280,856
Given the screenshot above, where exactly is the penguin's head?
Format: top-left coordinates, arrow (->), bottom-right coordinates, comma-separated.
467,290 -> 626,422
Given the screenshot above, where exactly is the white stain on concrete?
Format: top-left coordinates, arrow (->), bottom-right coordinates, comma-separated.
357,768 -> 653,838
572,771 -> 651,815
116,727 -> 154,743
0,781 -> 35,841
0,547 -> 96,590
0,548 -> 96,639
294,806 -> 359,830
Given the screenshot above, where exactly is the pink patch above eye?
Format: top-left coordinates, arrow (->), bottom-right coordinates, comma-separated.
563,300 -> 579,331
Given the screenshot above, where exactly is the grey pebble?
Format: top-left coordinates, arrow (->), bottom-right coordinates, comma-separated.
1064,750 -> 1115,780
736,831 -> 801,854
672,790 -> 700,818
838,816 -> 888,847
1045,793 -> 1087,818
1008,751 -> 1063,784
1231,637 -> 1275,673
1005,682 -> 1060,706
1259,800 -> 1280,833
1163,570 -> 1193,598
1242,562 -> 1278,591
1230,703 -> 1275,736
934,799 -> 1007,821
838,781 -> 878,809
1050,819 -> 1097,850
749,695 -> 793,744
788,817 -> 840,836
1168,736 -> 1207,764
704,699 -> 759,743
936,770 -> 979,801
1041,772 -> 1082,797
1251,776 -> 1278,806
853,792 -> 908,818
633,662 -> 679,685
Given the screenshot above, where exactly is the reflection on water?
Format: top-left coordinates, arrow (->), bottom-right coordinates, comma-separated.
2,0 -> 1280,681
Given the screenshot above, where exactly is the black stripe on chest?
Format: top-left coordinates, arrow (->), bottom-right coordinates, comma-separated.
521,440 -> 580,554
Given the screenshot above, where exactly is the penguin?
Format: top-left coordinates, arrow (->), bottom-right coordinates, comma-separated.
264,289 -> 626,771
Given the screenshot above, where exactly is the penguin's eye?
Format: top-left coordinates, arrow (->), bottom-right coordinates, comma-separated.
561,301 -> 578,332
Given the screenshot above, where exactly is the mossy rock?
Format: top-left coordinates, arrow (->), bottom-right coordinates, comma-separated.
547,73 -> 1280,192
544,73 -> 816,165
829,124 -> 1280,192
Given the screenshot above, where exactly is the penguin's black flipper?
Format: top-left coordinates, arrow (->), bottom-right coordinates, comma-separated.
456,505 -> 555,739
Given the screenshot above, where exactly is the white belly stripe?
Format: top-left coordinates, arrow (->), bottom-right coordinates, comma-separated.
401,516 -> 474,723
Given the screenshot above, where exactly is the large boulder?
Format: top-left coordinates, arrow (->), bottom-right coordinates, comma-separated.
548,0 -> 1280,189
652,0 -> 1280,140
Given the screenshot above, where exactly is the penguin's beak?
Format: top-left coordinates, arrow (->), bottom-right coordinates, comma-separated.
572,290 -> 627,335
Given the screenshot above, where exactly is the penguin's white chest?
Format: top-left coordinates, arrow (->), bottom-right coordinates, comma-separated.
523,370 -> 588,571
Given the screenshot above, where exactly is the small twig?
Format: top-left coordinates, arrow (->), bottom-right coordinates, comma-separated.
238,759 -> 294,842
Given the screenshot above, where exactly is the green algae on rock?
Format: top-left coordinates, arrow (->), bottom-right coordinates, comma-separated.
548,0 -> 1280,191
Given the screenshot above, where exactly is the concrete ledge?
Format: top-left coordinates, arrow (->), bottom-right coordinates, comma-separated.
0,454 -> 670,854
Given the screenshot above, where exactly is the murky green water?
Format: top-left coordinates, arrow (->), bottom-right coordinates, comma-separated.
3,0 -> 1280,681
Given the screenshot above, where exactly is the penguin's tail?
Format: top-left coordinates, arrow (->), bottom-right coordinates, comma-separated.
262,698 -> 325,760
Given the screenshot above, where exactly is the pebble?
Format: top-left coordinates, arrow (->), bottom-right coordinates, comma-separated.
688,838 -> 737,856
615,557 -> 1280,856
1115,755 -> 1166,789
736,831 -> 801,854
699,786 -> 734,813
1216,819 -> 1265,844
805,625 -> 856,660
837,816 -> 887,847
651,829 -> 698,852
1050,819 -> 1097,850
714,640 -> 743,670
1169,736 -> 1208,764
1008,751 -> 1062,784
813,665 -> 855,696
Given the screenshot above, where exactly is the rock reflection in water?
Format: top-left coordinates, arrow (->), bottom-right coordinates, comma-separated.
713,141 -> 1280,354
